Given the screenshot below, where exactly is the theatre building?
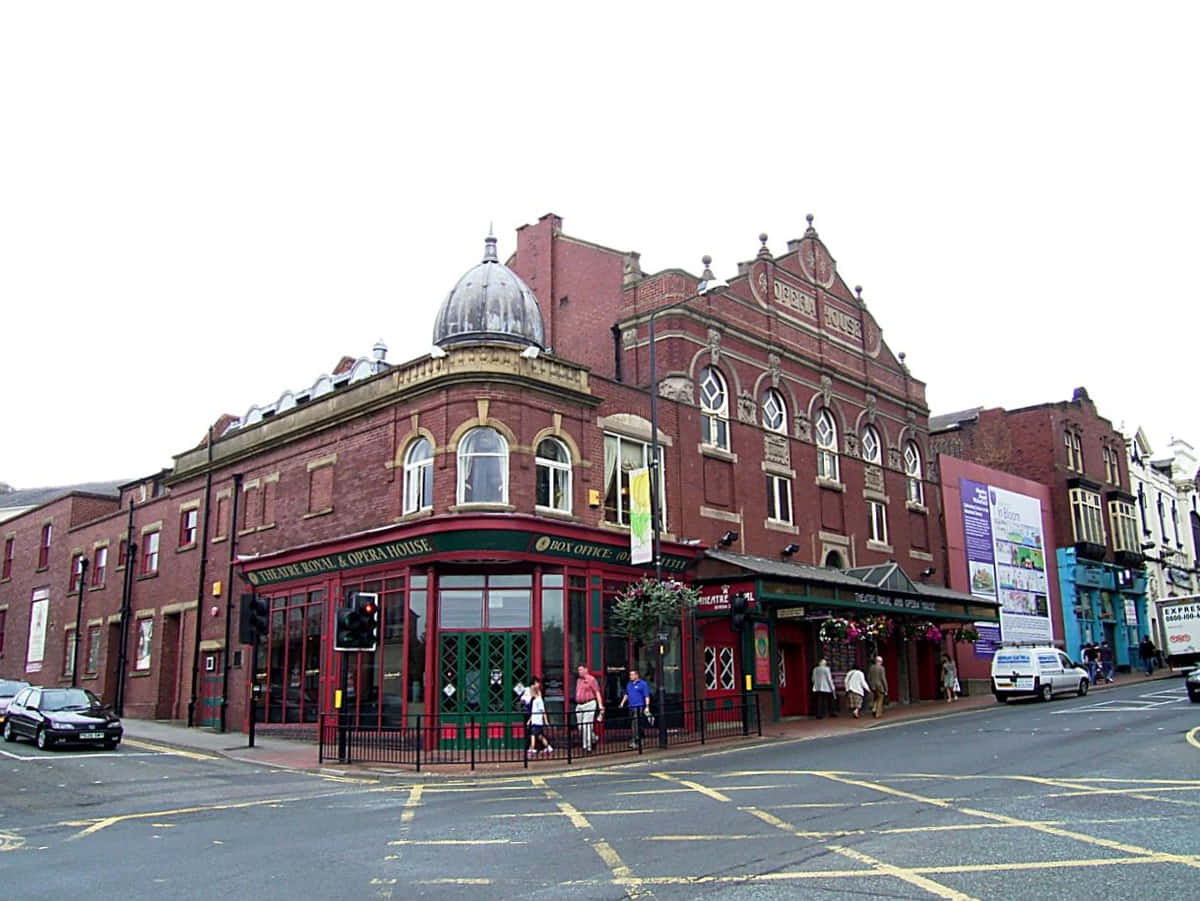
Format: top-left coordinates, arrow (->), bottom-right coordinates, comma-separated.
0,214 -> 995,740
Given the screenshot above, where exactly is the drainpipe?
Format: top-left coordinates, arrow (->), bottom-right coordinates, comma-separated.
186,427 -> 215,727
218,473 -> 243,733
114,500 -> 137,716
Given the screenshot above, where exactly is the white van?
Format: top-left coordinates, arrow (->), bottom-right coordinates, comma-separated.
991,645 -> 1090,702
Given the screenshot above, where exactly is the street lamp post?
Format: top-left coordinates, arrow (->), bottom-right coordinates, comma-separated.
71,557 -> 89,688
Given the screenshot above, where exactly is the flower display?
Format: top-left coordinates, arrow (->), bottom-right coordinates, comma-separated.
903,620 -> 943,642
954,625 -> 981,643
818,617 -> 852,643
860,615 -> 895,641
610,578 -> 701,643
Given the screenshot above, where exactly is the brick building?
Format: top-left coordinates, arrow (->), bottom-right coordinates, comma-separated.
930,388 -> 1148,668
1,214 -> 995,741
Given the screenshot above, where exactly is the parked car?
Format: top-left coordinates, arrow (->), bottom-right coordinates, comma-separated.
0,679 -> 31,725
2,686 -> 123,750
1187,668 -> 1200,703
991,644 -> 1090,702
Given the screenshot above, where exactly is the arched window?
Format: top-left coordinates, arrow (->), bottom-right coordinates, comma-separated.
699,366 -> 729,450
403,437 -> 433,514
904,441 -> 924,505
761,388 -> 787,435
535,437 -> 572,513
861,425 -> 882,465
457,427 -> 508,504
816,409 -> 839,481
824,550 -> 845,569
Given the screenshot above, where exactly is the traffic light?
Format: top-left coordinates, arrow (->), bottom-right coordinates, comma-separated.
239,593 -> 270,645
355,592 -> 379,651
334,592 -> 380,651
730,592 -> 749,632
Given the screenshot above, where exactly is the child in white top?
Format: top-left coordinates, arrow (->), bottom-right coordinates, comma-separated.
527,683 -> 554,757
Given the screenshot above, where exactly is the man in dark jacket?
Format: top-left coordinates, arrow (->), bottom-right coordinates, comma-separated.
1139,636 -> 1157,676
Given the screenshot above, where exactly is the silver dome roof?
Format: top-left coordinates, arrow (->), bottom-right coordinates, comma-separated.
432,235 -> 546,350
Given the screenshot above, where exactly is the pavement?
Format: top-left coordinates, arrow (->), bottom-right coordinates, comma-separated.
119,668 -> 1182,777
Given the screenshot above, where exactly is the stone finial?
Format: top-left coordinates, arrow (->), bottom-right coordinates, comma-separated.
805,213 -> 818,237
757,232 -> 771,259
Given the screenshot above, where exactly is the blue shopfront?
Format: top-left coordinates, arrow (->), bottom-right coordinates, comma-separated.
1057,547 -> 1148,669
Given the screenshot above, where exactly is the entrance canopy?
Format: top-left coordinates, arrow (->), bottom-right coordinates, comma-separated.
693,551 -> 999,624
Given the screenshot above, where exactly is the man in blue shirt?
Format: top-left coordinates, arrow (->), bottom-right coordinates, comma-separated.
619,668 -> 652,748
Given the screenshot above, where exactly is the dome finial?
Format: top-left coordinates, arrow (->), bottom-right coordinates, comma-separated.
483,230 -> 499,263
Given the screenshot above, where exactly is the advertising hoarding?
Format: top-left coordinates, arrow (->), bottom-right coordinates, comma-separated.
960,478 -> 1053,647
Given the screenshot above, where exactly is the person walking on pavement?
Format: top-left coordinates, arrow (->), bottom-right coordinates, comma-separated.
811,658 -> 835,719
1083,642 -> 1098,684
868,655 -> 888,719
940,654 -> 958,703
1139,635 -> 1157,676
574,665 -> 604,752
1098,641 -> 1115,683
619,668 -> 652,748
526,682 -> 554,757
844,664 -> 868,718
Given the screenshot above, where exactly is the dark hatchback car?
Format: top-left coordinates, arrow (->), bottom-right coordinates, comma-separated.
2,686 -> 123,750
0,679 -> 32,726
1187,667 -> 1200,703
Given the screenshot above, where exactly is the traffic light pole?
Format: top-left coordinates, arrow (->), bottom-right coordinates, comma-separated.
247,633 -> 259,749
337,653 -> 350,764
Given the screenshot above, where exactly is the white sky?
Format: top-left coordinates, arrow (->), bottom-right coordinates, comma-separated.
3,2 -> 1196,489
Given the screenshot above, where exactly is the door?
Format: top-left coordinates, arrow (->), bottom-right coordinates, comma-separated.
200,652 -> 222,728
437,632 -> 530,749
778,643 -> 807,716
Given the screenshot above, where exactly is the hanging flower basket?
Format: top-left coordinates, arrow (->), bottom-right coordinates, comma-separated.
905,620 -> 943,642
860,615 -> 895,641
954,625 -> 981,643
818,617 -> 852,643
610,578 -> 701,644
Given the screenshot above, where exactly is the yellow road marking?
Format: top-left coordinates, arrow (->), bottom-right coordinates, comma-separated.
647,834 -> 762,841
555,801 -> 591,829
592,839 -> 650,896
121,738 -> 217,761
416,878 -> 493,885
829,843 -> 978,900
69,796 -> 288,840
818,772 -> 1200,869
1187,726 -> 1200,751
741,806 -> 793,830
388,839 -> 525,846
400,784 -> 422,824
652,771 -> 731,802
1,830 -> 25,852
489,809 -> 664,818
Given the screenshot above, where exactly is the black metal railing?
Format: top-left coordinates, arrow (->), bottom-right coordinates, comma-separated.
318,694 -> 761,770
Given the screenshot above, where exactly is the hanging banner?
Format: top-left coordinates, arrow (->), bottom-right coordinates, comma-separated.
754,622 -> 771,685
26,590 -> 49,673
629,466 -> 652,565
